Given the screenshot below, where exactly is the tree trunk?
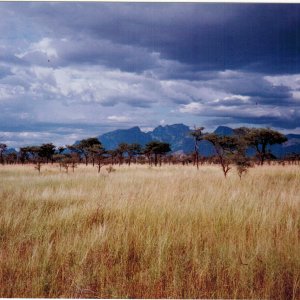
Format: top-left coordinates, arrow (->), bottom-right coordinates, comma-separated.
261,143 -> 267,165
194,142 -> 199,169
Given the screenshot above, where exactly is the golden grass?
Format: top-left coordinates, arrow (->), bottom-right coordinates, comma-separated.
0,164 -> 299,298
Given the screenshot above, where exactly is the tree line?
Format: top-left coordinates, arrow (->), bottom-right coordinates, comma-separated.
0,127 -> 299,177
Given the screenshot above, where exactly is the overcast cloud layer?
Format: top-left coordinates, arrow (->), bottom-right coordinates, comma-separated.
1,3 -> 300,147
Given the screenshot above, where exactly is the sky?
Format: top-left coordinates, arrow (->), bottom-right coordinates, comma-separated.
1,2 -> 300,147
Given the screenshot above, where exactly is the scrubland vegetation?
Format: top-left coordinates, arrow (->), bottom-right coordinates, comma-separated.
0,164 -> 299,298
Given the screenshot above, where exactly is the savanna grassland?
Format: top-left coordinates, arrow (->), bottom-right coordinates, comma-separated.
0,164 -> 299,299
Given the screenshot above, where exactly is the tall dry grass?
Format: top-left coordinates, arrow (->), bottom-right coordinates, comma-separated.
0,164 -> 299,298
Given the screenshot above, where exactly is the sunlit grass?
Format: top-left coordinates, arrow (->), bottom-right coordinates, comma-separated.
0,164 -> 299,298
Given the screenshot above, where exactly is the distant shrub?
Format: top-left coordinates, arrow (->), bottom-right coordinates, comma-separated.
106,165 -> 116,173
34,161 -> 42,174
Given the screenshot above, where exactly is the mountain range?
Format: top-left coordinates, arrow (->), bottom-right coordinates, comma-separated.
98,124 -> 300,157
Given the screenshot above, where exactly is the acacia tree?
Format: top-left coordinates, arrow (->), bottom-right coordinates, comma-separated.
69,153 -> 79,172
19,145 -> 42,170
19,147 -> 30,164
232,127 -> 253,178
127,143 -> 141,166
38,143 -> 56,164
20,146 -> 41,163
53,153 -> 65,171
116,143 -> 128,166
0,143 -> 7,165
144,141 -> 171,166
87,143 -> 104,167
204,134 -> 239,178
27,146 -> 44,172
144,146 -> 152,166
107,149 -> 118,165
93,144 -> 106,173
245,128 -> 287,165
6,152 -> 17,165
190,126 -> 205,169
72,137 -> 101,166
234,152 -> 253,179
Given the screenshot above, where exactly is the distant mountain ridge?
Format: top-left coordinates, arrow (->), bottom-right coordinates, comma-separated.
97,124 -> 300,157
99,124 -> 195,153
4,124 -> 299,158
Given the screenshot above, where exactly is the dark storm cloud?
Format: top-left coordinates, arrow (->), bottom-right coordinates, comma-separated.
205,114 -> 300,130
100,97 -> 154,108
65,4 -> 300,74
209,112 -> 300,130
235,114 -> 300,130
58,39 -> 159,73
224,79 -> 291,100
4,3 -> 300,74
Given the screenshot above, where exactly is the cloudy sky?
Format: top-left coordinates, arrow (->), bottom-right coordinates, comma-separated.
1,2 -> 300,147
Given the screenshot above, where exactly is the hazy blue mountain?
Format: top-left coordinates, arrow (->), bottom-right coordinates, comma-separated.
271,134 -> 300,157
99,126 -> 151,150
97,124 -> 300,157
97,124 -> 234,155
213,126 -> 234,136
4,148 -> 17,154
149,124 -> 194,153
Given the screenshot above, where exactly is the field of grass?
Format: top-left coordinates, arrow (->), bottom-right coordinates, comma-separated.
0,164 -> 299,298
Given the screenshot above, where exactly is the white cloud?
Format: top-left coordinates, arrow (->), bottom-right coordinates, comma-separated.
223,95 -> 250,102
0,131 -> 81,148
264,74 -> 300,101
264,74 -> 300,90
0,84 -> 25,100
140,127 -> 154,132
179,102 -> 204,113
16,38 -> 58,60
291,91 -> 300,100
107,115 -> 131,122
